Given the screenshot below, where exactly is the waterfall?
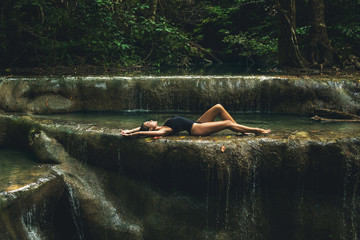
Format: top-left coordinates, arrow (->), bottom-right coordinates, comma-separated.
66,183 -> 85,240
224,165 -> 231,230
78,139 -> 88,164
341,157 -> 359,240
295,172 -> 305,235
205,166 -> 211,229
117,148 -> 125,175
22,205 -> 43,240
202,143 -> 262,239
235,144 -> 261,240
250,151 -> 259,216
53,156 -> 142,239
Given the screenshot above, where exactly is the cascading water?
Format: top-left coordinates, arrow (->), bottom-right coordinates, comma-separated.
200,142 -> 262,239
117,148 -> 125,175
78,139 -> 88,164
341,157 -> 359,240
65,183 -> 85,240
22,206 -> 42,240
224,165 -> 231,230
51,143 -> 143,240
235,145 -> 261,240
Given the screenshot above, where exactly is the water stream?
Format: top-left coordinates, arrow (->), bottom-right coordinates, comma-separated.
37,111 -> 360,136
0,149 -> 51,193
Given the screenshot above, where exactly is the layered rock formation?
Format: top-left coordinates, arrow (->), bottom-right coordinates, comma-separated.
0,75 -> 359,240
0,76 -> 359,115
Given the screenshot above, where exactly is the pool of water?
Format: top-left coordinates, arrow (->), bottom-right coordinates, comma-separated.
0,149 -> 53,193
40,112 -> 360,136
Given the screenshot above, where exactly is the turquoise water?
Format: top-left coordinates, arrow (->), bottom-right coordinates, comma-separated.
0,149 -> 51,192
42,112 -> 360,135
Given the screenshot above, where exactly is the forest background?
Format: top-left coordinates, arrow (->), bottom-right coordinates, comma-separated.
1,0 -> 359,73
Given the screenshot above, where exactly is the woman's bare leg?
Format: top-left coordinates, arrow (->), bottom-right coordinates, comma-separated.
191,121 -> 232,135
196,104 -> 236,123
191,120 -> 271,136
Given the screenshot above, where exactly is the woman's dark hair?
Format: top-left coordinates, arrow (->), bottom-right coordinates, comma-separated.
140,123 -> 149,131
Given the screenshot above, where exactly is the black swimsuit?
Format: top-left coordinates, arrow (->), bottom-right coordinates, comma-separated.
163,116 -> 196,134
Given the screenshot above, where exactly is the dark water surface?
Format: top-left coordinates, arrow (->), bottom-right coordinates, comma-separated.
0,149 -> 52,193
42,112 -> 360,136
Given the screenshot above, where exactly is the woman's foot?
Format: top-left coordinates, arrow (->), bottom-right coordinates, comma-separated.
255,128 -> 271,136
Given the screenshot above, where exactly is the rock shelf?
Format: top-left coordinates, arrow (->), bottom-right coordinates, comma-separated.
1,76 -> 359,115
1,75 -> 360,239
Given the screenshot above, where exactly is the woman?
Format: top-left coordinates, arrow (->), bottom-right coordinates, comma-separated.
121,104 -> 271,137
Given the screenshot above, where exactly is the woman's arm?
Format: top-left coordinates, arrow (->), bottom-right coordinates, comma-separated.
122,128 -> 169,137
121,127 -> 140,134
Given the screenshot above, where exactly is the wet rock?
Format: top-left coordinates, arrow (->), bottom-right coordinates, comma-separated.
0,76 -> 359,115
287,131 -> 311,140
28,94 -> 74,113
0,171 -> 65,240
29,131 -> 64,164
2,114 -> 360,239
0,114 -> 34,149
0,78 -> 78,114
37,119 -> 359,194
34,131 -> 143,240
0,115 -> 143,240
40,120 -> 360,239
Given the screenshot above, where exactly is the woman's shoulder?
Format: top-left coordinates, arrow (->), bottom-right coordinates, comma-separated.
160,125 -> 173,133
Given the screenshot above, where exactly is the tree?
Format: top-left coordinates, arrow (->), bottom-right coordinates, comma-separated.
308,0 -> 335,66
275,0 -> 308,68
150,0 -> 158,22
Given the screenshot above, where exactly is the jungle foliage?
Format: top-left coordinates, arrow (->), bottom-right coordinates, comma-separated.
0,0 -> 359,69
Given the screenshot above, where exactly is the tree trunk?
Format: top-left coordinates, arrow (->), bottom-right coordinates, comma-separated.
276,0 -> 308,68
308,0 -> 335,66
150,0 -> 158,22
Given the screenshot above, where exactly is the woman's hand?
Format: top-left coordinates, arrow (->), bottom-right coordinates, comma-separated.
121,129 -> 132,134
122,132 -> 133,137
122,131 -> 140,138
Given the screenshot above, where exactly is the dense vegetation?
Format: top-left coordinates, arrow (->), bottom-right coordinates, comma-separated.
0,0 -> 359,71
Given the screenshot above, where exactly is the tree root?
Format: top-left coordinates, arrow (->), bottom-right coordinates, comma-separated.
312,108 -> 360,122
311,115 -> 360,122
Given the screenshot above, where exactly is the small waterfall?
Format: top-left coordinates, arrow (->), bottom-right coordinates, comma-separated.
224,165 -> 231,230
203,144 -> 262,239
53,156 -> 142,239
236,145 -> 261,240
22,205 -> 43,240
66,183 -> 85,240
66,137 -> 88,164
341,157 -> 359,240
138,92 -> 142,110
295,173 -> 305,234
204,164 -> 223,229
205,166 -> 211,229
349,179 -> 359,240
117,148 -> 124,175
249,155 -> 259,238
341,159 -> 350,240
78,139 -> 88,164
26,130 -> 143,239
